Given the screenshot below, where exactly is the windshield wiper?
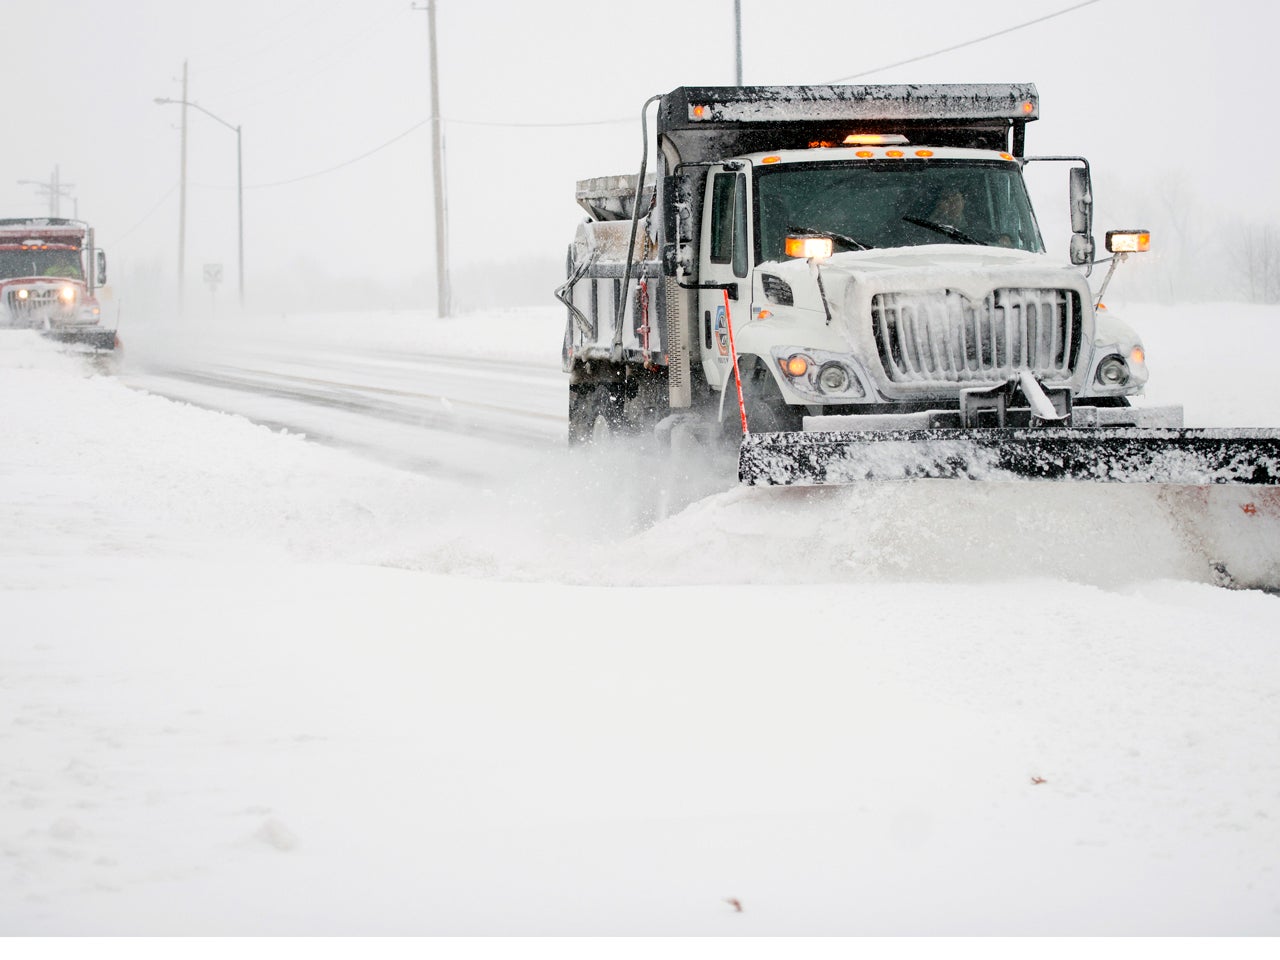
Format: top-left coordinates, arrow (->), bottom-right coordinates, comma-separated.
787,225 -> 873,251
902,215 -> 983,246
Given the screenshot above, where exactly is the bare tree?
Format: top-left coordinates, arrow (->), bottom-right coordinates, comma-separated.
1240,221 -> 1280,303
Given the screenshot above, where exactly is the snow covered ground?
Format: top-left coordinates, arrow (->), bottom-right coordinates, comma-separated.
2,300 -> 1279,936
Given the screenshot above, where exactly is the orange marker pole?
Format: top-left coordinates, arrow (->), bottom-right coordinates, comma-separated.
723,288 -> 748,435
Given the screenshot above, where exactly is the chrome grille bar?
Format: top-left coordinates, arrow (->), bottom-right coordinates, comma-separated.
873,288 -> 1079,383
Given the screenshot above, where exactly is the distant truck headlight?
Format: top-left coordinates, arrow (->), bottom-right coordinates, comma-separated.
1096,354 -> 1130,386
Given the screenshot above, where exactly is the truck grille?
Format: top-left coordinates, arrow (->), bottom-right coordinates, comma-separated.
872,287 -> 1081,384
6,288 -> 74,321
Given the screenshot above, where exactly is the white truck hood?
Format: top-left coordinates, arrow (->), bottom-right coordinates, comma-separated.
757,245 -> 1096,399
820,244 -> 1079,295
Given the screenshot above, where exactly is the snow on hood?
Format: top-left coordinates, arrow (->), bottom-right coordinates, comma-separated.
762,245 -> 1089,304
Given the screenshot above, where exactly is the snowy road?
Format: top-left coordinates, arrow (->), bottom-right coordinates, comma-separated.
118,330 -> 566,481
4,304 -> 1280,936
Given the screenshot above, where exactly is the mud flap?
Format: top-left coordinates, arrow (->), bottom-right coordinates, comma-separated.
739,427 -> 1280,486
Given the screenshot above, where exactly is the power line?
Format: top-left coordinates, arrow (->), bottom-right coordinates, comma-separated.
198,1 -> 1106,198
245,119 -> 429,189
444,116 -> 631,129
117,183 -> 178,240
826,0 -> 1105,83
216,7 -> 402,102
226,113 -> 628,192
152,3 -> 1111,199
188,0 -> 349,80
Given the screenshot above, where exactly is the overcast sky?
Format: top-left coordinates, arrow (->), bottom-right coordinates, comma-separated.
1,0 -> 1273,311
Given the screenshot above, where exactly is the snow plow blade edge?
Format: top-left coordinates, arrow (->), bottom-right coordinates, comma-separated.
739,427 -> 1280,486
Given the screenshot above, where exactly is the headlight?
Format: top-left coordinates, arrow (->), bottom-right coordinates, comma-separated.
773,347 -> 866,400
58,285 -> 76,304
17,289 -> 29,300
1096,354 -> 1130,386
818,362 -> 851,393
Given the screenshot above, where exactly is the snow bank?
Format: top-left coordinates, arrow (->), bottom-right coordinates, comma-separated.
3,316 -> 1279,935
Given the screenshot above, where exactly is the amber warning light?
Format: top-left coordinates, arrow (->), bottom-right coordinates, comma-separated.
842,134 -> 909,146
1106,230 -> 1151,254
785,236 -> 833,260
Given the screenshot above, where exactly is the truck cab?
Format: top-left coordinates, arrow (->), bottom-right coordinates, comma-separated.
0,217 -> 115,350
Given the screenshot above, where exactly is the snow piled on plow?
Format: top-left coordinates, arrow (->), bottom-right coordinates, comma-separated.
620,480 -> 1248,588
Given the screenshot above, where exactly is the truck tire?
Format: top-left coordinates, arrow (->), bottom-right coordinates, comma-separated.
735,359 -> 803,435
568,383 -> 625,446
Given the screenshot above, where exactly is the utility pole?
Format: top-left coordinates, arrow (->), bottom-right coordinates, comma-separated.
414,0 -> 451,318
178,60 -> 189,309
18,165 -> 76,218
236,122 -> 243,308
734,0 -> 743,85
155,91 -> 245,308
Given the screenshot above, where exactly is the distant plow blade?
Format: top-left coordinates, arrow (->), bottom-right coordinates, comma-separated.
44,328 -> 119,351
739,428 -> 1280,487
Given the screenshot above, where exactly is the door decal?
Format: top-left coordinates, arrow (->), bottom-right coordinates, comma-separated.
714,305 -> 730,358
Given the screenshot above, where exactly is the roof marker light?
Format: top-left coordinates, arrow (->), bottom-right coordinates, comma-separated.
692,104 -> 708,119
915,149 -> 934,157
1022,101 -> 1035,114
843,134 -> 909,146
762,155 -> 781,164
885,149 -> 905,158
1000,152 -> 1015,161
855,150 -> 874,158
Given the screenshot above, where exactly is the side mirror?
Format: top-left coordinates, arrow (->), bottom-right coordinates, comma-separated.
1069,167 -> 1092,234
1069,233 -> 1095,266
663,172 -> 696,278
1068,166 -> 1093,267
96,249 -> 107,285
663,173 -> 695,241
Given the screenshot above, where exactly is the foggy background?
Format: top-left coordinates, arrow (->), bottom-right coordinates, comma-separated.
2,0 -> 1276,318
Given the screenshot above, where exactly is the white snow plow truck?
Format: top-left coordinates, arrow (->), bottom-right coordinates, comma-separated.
0,217 -> 116,351
557,84 -> 1280,486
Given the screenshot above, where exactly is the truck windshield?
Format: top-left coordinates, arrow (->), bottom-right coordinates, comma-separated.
0,249 -> 83,280
754,160 -> 1043,261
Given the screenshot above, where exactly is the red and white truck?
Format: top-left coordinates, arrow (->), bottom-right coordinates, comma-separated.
0,217 -> 116,350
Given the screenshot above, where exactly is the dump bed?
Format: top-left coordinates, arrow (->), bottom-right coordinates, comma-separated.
0,217 -> 89,246
656,84 -> 1039,162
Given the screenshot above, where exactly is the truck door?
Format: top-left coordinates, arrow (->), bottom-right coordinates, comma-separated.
698,165 -> 752,389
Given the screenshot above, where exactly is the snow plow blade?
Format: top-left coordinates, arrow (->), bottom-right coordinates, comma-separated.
739,427 -> 1280,486
43,328 -> 118,351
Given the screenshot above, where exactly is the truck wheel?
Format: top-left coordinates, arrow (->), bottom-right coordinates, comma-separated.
735,360 -> 803,435
568,383 -> 625,445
